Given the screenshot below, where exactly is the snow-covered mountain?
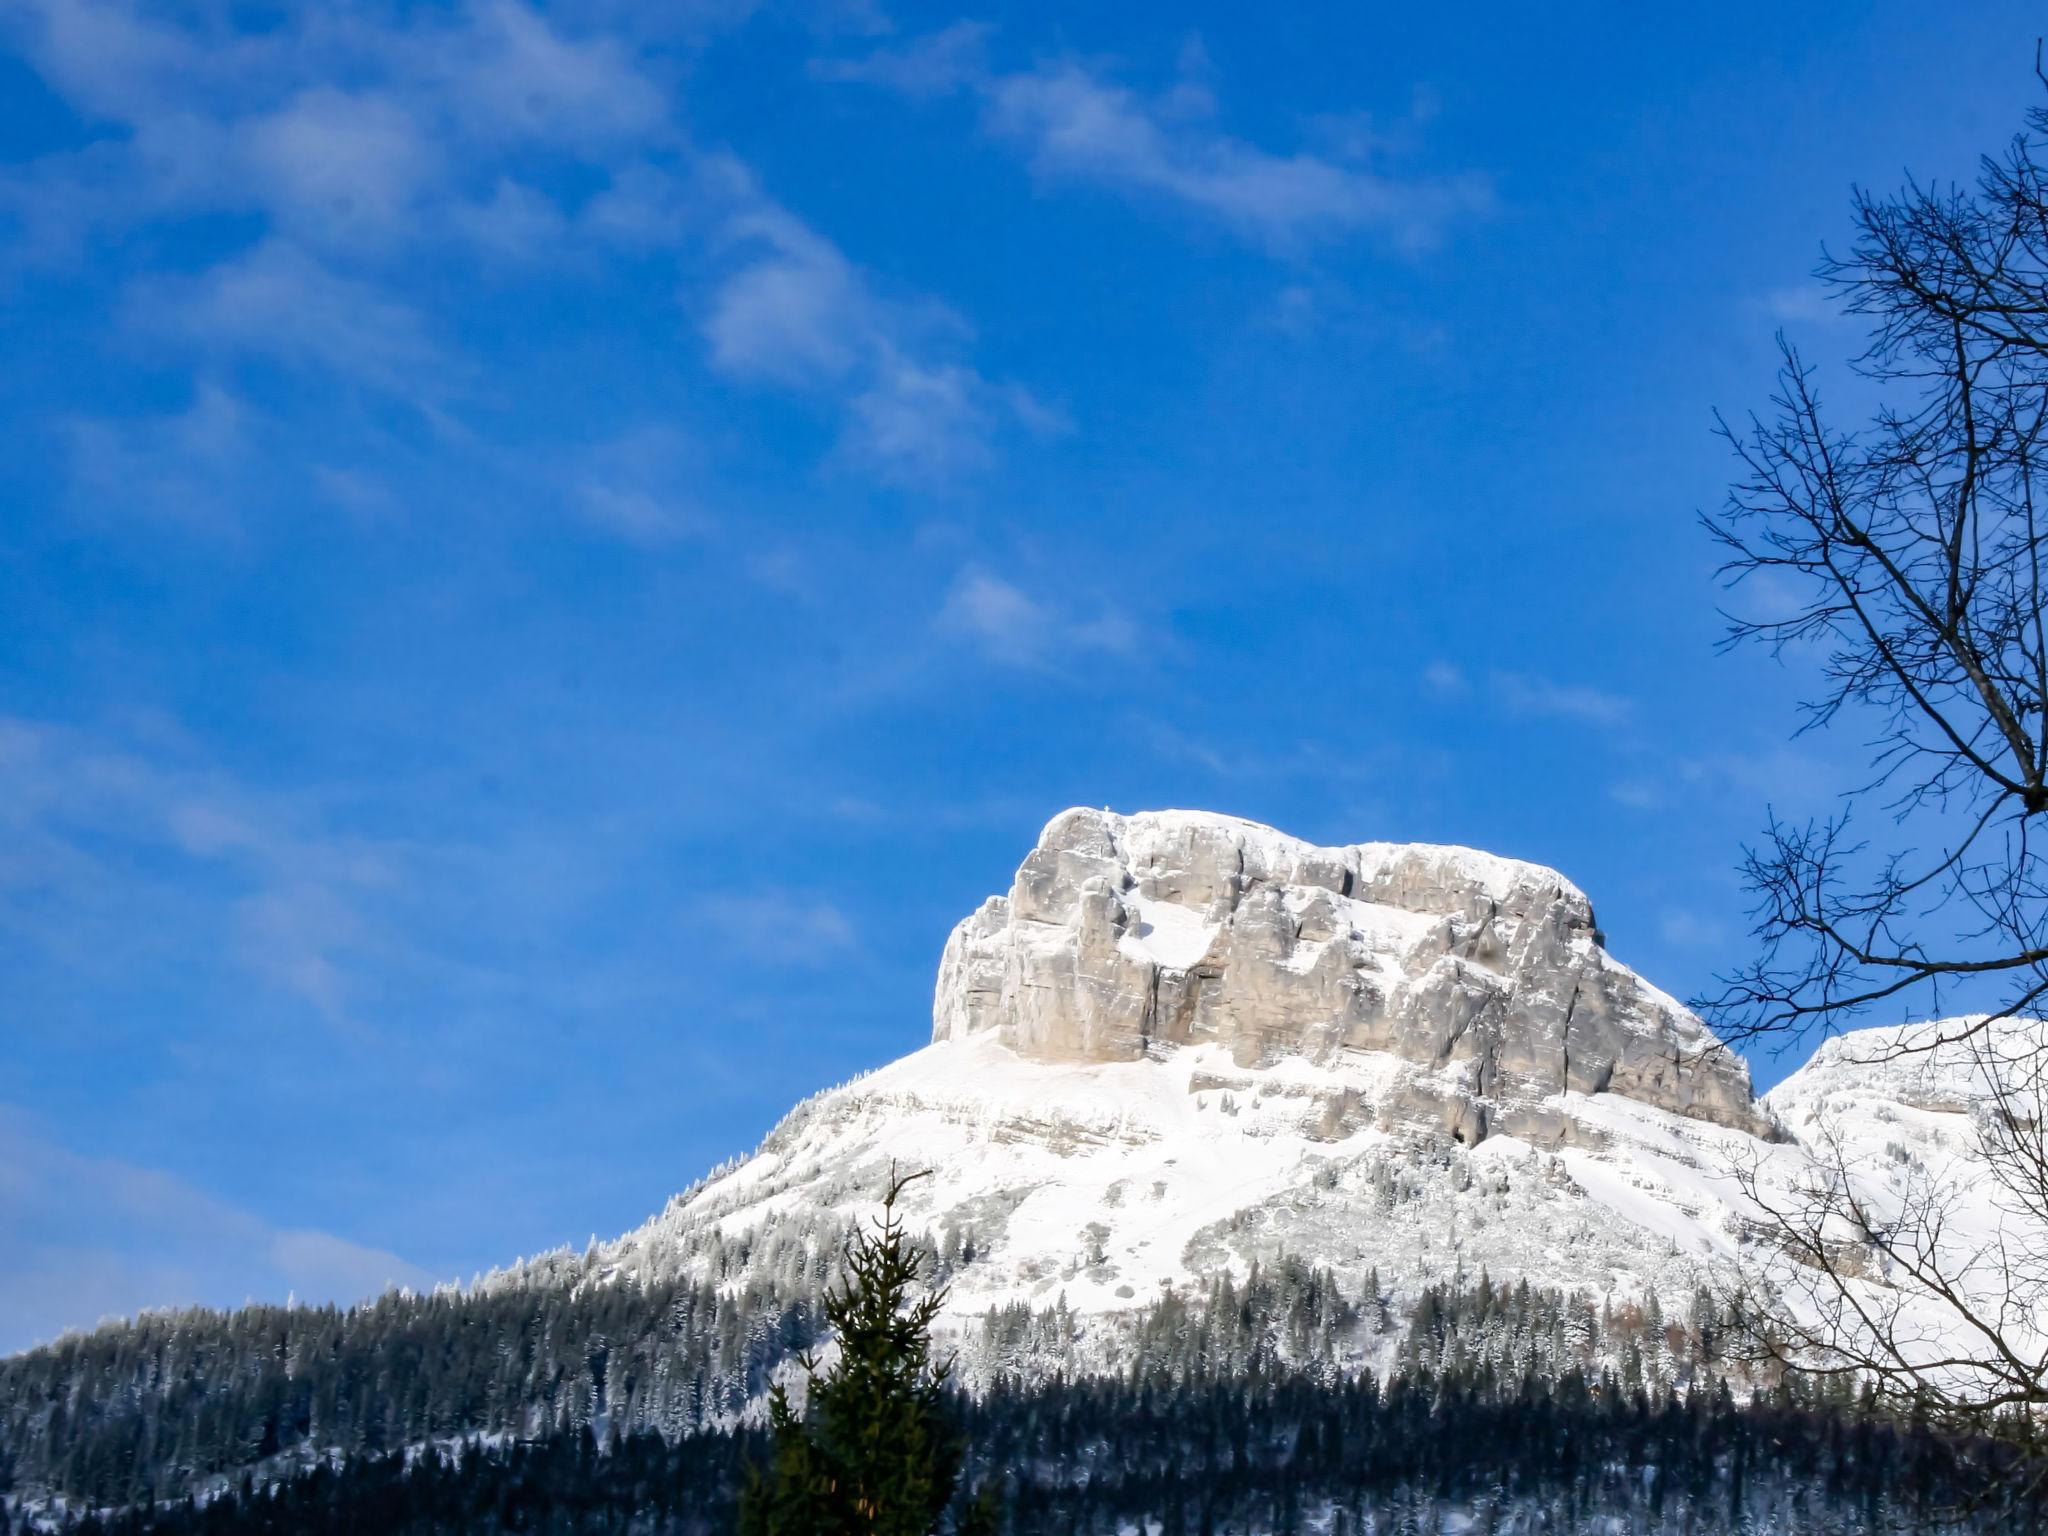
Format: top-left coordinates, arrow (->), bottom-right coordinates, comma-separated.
591,809 -> 2037,1377
11,808 -> 2043,1525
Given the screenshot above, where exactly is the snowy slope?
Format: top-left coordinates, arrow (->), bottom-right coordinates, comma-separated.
1758,1017 -> 2048,1387
578,814 -> 2041,1383
600,1034 -> 1800,1335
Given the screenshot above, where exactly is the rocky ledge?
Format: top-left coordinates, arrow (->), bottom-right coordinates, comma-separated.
933,808 -> 1770,1145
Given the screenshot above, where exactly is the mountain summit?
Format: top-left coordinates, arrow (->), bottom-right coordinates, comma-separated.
935,808 -> 1767,1143
599,809 -> 1854,1359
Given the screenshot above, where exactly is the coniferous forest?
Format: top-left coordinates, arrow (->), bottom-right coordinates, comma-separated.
28,1370 -> 2043,1535
6,1259 -> 2044,1532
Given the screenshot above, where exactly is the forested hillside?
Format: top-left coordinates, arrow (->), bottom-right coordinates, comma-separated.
36,1367 -> 2040,1535
13,1265 -> 2040,1531
3,1248 -> 1749,1515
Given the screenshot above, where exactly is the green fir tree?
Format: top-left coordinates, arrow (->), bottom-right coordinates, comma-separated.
739,1168 -> 977,1536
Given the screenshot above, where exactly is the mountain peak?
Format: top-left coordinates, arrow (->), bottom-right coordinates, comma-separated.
934,807 -> 1766,1145
579,811 -> 2023,1373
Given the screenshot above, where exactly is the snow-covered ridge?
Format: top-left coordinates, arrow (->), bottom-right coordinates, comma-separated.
571,811 -> 2044,1387
1044,807 -> 1596,910
601,812 -> 1770,1311
1767,1014 -> 2048,1116
585,1023 -> 2033,1397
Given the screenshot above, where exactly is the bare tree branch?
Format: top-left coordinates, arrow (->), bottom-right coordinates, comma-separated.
1703,67 -> 2048,1487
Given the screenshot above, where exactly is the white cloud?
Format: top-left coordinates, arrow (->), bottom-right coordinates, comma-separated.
570,427 -> 713,544
63,380 -> 249,531
822,30 -> 1489,253
811,19 -> 991,97
702,166 -> 1048,482
0,0 -> 675,345
1760,283 -> 1843,325
417,0 -> 670,150
311,465 -> 398,519
1597,743 -> 1846,830
140,239 -> 443,390
450,176 -> 572,257
241,87 -> 440,248
938,568 -> 1140,668
233,883 -> 363,1028
1421,660 -> 1468,696
0,715 -> 397,1030
7,0 -> 1056,498
579,160 -> 697,249
1488,670 -> 1631,726
3,0 -> 214,122
825,793 -> 886,822
1658,908 -> 1729,948
1,0 -> 669,261
691,889 -> 859,966
705,202 -> 868,384
847,354 -> 994,478
0,1107 -> 434,1355
1608,778 -> 1663,811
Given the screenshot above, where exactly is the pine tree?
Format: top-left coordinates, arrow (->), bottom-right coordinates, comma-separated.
739,1168 -> 972,1536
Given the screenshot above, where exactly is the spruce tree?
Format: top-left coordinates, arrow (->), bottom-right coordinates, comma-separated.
739,1168 -> 975,1536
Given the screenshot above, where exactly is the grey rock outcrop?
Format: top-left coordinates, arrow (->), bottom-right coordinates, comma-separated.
933,808 -> 1770,1144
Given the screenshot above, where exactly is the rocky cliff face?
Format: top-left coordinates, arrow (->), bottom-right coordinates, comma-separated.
934,808 -> 1768,1144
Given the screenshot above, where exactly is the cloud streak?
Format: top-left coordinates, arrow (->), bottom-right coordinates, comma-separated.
937,568 -> 1140,668
5,0 -> 1049,495
137,239 -> 446,391
1489,670 -> 1631,727
0,1107 -> 435,1355
1,0 -> 673,262
701,160 -> 1060,481
820,25 -> 1489,253
0,715 -> 397,1030
691,889 -> 859,968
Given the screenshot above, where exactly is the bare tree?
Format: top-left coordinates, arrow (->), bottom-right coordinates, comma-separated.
1703,67 -> 2048,1480
1721,1026 -> 2048,1492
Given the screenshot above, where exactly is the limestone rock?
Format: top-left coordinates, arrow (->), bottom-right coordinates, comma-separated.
933,808 -> 1770,1143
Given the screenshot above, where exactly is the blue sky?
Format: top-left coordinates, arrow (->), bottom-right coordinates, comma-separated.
1,0 -> 2039,1354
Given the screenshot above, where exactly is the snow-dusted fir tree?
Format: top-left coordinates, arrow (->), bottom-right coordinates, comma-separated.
740,1169 -> 994,1536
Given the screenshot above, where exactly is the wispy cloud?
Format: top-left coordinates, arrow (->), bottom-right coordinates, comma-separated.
1658,908 -> 1730,948
702,162 -> 1058,482
1424,660 -> 1630,725
812,19 -> 993,97
690,889 -> 859,967
137,239 -> 445,392
7,0 -> 1057,503
1758,283 -> 1844,326
1609,745 -> 1837,817
62,380 -> 249,532
1608,777 -> 1663,811
819,26 -> 1489,253
239,87 -> 442,250
1138,715 -> 1406,790
1420,660 -> 1468,696
414,0 -> 670,150
0,0 -> 672,263
0,715 -> 396,1030
704,194 -> 873,384
569,427 -> 714,544
0,1107 -> 434,1355
1488,670 -> 1630,726
937,568 -> 1140,668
